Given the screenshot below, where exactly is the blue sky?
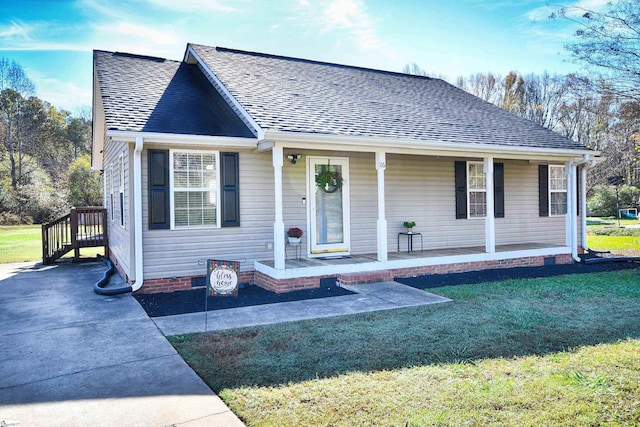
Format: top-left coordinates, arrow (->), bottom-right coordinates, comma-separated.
0,0 -> 610,115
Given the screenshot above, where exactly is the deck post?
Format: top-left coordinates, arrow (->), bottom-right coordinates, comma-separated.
41,223 -> 48,265
376,152 -> 388,262
70,207 -> 80,262
484,157 -> 495,253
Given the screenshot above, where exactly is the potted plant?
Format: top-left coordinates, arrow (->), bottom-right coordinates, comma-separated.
403,221 -> 416,233
287,227 -> 303,245
316,165 -> 343,193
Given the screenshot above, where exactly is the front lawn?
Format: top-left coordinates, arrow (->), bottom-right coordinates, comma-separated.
0,225 -> 42,263
586,217 -> 640,255
170,269 -> 640,426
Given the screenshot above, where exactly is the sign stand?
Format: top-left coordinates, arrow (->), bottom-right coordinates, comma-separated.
204,259 -> 240,333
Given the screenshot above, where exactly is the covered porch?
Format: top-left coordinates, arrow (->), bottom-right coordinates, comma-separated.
255,139 -> 589,293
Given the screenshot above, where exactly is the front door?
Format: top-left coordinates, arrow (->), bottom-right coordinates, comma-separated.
308,157 -> 350,256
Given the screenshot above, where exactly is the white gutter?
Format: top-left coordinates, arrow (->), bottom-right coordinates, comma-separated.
265,131 -> 598,160
132,136 -> 144,291
572,154 -> 595,262
106,130 -> 258,147
580,156 -> 597,254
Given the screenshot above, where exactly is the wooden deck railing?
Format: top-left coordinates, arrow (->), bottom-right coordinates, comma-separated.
42,207 -> 109,264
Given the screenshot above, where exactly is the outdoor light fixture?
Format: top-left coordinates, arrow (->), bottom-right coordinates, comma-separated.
287,154 -> 301,164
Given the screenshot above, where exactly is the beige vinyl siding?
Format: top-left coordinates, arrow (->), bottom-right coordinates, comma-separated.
142,148 -> 274,279
495,160 -> 565,246
102,139 -> 131,278
386,154 -> 485,250
142,148 -> 575,281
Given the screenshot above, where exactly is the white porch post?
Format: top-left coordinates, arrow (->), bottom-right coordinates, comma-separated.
273,146 -> 286,270
376,152 -> 388,262
484,157 -> 495,253
565,162 -> 575,249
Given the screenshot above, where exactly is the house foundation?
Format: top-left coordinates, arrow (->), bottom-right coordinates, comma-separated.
138,253 -> 574,294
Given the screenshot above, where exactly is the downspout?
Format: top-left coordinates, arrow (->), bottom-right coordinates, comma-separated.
572,154 -> 594,262
132,136 -> 144,291
581,157 -> 597,253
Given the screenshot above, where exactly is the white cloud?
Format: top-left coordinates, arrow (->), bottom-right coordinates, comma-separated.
142,0 -> 241,13
35,76 -> 92,112
0,21 -> 33,38
110,22 -> 179,46
317,0 -> 385,50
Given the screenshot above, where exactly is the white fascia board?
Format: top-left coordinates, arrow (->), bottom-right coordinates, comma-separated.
185,45 -> 265,141
266,131 -> 599,161
106,130 -> 258,148
91,68 -> 106,171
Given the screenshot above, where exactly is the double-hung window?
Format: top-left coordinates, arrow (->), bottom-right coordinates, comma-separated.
467,162 -> 487,218
455,161 -> 504,219
171,151 -> 219,228
549,165 -> 567,215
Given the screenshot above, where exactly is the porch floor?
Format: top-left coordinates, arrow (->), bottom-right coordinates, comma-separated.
261,242 -> 562,270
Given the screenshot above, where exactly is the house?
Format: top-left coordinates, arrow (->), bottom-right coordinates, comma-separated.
91,43 -> 598,294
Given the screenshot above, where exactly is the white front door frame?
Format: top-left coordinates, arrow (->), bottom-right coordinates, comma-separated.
307,156 -> 351,257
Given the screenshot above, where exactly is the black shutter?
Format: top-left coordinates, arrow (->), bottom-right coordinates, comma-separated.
455,161 -> 467,219
494,163 -> 505,218
539,165 -> 549,217
220,152 -> 240,227
148,149 -> 170,229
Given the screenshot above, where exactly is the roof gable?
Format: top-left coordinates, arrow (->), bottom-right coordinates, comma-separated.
93,50 -> 254,138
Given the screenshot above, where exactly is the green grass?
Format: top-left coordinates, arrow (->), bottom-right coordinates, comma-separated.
0,225 -> 43,263
170,269 -> 640,426
0,225 -> 104,264
586,217 -> 639,254
586,217 -> 637,228
588,235 -> 640,251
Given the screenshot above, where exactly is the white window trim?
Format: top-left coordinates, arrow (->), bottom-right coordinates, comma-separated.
169,149 -> 221,230
119,153 -> 125,229
549,165 -> 567,217
467,161 -> 487,219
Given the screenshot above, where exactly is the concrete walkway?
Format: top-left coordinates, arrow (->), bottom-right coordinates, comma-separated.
153,281 -> 451,336
0,261 -> 244,427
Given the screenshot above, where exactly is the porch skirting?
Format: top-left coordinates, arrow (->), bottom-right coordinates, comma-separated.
138,249 -> 574,294
257,253 -> 573,292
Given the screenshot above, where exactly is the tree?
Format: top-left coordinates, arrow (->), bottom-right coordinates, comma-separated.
0,90 -> 47,189
402,63 -> 447,80
0,58 -> 39,191
553,0 -> 640,102
67,155 -> 102,207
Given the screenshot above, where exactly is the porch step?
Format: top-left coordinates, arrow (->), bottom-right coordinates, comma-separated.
337,270 -> 393,286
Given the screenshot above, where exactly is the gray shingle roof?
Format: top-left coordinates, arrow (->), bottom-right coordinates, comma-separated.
190,44 -> 587,151
93,50 -> 254,138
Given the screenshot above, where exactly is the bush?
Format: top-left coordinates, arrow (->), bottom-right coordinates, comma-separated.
590,227 -> 640,236
0,212 -> 31,225
588,185 -> 640,216
67,155 -> 103,207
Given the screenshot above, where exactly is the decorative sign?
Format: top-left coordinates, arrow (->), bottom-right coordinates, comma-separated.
207,259 -> 239,297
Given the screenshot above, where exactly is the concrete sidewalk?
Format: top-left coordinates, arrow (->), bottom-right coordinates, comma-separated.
0,261 -> 244,427
153,281 -> 452,336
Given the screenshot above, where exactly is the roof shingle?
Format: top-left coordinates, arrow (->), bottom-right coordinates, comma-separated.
190,44 -> 587,151
93,50 -> 254,138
